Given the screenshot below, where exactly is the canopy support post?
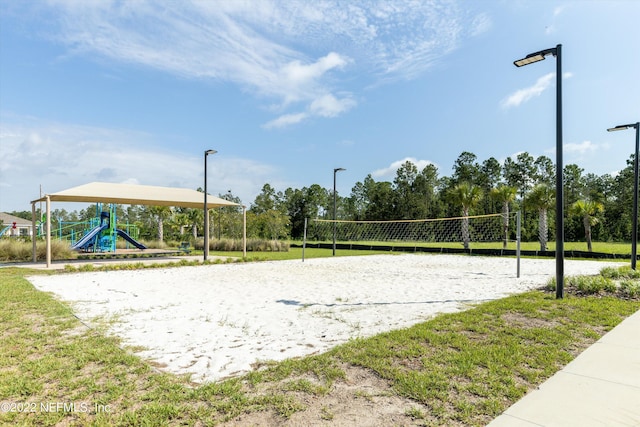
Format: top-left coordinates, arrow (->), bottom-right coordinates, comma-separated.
46,196 -> 51,268
31,202 -> 37,262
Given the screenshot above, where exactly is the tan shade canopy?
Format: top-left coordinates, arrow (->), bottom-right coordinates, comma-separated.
31,182 -> 239,209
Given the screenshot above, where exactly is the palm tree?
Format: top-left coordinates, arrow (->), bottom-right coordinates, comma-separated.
149,206 -> 172,242
570,200 -> 604,252
490,185 -> 517,248
526,184 -> 555,251
449,182 -> 482,249
186,208 -> 203,239
173,212 -> 190,237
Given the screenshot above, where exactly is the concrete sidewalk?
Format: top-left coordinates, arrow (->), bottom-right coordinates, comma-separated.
488,308 -> 640,427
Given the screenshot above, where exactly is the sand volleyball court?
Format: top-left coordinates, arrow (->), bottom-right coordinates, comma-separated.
28,254 -> 621,383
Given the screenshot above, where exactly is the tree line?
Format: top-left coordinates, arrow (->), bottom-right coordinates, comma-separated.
247,151 -> 633,250
7,151 -> 636,249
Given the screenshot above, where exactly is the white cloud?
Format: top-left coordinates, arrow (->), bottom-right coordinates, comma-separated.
282,52 -> 348,88
545,5 -> 570,35
541,140 -> 610,164
563,140 -> 612,168
501,73 -> 555,109
553,5 -> 566,17
309,94 -> 357,118
262,112 -> 309,129
264,93 -> 356,128
501,71 -> 573,110
0,116 -> 280,211
26,0 -> 474,125
562,140 -> 620,177
469,13 -> 492,37
565,140 -> 600,155
372,157 -> 437,179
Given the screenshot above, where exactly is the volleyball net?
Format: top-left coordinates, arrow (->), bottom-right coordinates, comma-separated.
305,213 -> 518,246
302,212 -> 523,276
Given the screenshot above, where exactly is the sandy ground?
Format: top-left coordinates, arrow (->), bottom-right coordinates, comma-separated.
28,254 -> 622,383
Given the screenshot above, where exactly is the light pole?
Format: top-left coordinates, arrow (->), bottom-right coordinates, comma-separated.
333,167 -> 345,256
607,122 -> 640,270
514,44 -> 564,299
204,149 -> 217,261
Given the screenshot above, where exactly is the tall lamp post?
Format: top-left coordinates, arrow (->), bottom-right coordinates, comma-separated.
333,167 -> 346,256
607,122 -> 640,270
514,44 -> 564,299
204,149 -> 217,261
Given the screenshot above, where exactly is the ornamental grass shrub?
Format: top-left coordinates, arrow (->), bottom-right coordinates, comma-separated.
545,265 -> 640,300
190,238 -> 289,252
0,239 -> 77,262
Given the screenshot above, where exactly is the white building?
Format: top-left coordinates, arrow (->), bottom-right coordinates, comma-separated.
0,212 -> 34,237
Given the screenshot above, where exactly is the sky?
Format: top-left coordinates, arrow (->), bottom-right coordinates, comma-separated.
1,0 -> 639,213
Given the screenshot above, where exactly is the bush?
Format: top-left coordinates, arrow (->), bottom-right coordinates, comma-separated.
546,266 -> 640,300
137,239 -> 167,250
246,239 -> 290,252
544,277 -> 558,292
216,239 -> 238,251
620,266 -> 640,279
193,238 -> 290,252
600,265 -> 640,280
0,240 -> 25,261
0,239 -> 77,262
619,280 -> 640,298
599,266 -> 622,279
567,275 -> 616,295
192,238 -> 204,250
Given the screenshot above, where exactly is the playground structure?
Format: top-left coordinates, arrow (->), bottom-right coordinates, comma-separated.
65,203 -> 146,252
30,181 -> 244,267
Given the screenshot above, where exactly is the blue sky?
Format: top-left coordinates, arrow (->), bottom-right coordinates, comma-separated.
1,0 -> 639,213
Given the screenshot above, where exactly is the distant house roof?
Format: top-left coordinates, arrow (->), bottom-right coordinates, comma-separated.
30,182 -> 240,209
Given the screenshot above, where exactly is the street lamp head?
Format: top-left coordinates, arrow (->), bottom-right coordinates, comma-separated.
334,167 -> 346,173
608,123 -> 638,132
513,47 -> 558,67
514,54 -> 546,67
205,149 -> 217,155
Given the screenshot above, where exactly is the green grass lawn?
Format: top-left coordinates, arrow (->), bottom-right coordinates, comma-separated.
213,246 -> 397,261
210,240 -> 633,264
1,258 -> 639,425
300,239 -> 633,254
1,238 -> 634,264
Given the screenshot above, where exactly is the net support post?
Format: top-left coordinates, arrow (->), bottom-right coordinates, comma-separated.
302,217 -> 307,262
242,205 -> 247,259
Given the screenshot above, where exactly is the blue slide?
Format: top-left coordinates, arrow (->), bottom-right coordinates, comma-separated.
72,224 -> 109,250
116,229 -> 147,250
